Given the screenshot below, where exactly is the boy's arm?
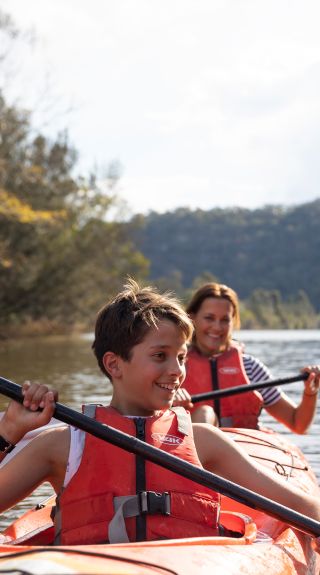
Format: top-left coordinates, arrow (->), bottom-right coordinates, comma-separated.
0,426 -> 70,513
193,423 -> 320,522
0,380 -> 58,455
0,381 -> 69,514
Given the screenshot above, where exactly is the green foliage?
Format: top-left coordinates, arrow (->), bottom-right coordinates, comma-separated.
131,203 -> 320,317
240,290 -> 319,329
0,91 -> 148,333
2,6 -> 318,333
142,270 -> 319,328
181,272 -> 220,306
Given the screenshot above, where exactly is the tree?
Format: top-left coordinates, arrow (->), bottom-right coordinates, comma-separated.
0,91 -> 148,332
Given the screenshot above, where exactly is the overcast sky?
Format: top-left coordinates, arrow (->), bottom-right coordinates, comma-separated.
2,0 -> 320,216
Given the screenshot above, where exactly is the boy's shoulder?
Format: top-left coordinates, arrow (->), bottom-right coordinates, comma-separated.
29,424 -> 70,464
192,423 -> 227,463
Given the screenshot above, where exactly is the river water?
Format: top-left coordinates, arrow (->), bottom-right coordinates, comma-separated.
0,330 -> 319,530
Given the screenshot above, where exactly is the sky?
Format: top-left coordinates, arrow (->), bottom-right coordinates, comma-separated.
2,0 -> 320,216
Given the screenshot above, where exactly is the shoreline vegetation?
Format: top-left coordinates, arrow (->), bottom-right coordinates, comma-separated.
1,11 -> 319,342
1,287 -> 319,340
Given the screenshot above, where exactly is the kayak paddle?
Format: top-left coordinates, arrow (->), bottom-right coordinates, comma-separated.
0,375 -> 319,538
191,372 -> 309,404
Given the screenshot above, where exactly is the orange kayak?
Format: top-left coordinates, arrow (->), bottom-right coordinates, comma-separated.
0,428 -> 319,575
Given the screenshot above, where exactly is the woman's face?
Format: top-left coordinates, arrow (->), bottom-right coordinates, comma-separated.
191,297 -> 234,356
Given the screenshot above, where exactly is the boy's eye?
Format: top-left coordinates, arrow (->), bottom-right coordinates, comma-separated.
154,352 -> 165,360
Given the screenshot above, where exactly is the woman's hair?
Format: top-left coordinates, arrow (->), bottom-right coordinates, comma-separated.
186,282 -> 241,329
93,278 -> 193,378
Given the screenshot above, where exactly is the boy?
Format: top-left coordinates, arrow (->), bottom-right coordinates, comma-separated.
0,280 -> 320,546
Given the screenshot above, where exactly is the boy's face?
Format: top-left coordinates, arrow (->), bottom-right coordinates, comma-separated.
111,319 -> 188,416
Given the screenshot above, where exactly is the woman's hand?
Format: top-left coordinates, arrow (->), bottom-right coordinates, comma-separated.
173,387 -> 194,410
302,366 -> 320,397
0,381 -> 58,445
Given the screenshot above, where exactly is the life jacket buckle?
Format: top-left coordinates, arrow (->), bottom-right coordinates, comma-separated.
139,491 -> 171,516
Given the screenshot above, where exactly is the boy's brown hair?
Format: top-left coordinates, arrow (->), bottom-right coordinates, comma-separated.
92,278 -> 193,378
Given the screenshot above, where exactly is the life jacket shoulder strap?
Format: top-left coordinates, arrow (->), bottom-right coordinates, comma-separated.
170,406 -> 190,436
83,403 -> 103,418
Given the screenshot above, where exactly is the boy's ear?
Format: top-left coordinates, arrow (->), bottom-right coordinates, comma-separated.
103,352 -> 122,378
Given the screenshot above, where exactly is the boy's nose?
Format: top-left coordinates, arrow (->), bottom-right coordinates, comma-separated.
168,360 -> 184,376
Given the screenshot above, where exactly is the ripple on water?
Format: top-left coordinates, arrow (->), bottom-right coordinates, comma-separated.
0,331 -> 319,529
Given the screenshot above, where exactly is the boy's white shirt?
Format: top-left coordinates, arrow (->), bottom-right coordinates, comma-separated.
65,427 -> 85,487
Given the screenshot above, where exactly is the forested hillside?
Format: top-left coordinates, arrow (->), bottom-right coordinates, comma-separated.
130,201 -> 320,313
1,7 -> 319,334
0,89 -> 148,335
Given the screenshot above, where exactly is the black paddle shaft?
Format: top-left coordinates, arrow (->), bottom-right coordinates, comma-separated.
191,372 -> 309,404
0,375 -> 319,538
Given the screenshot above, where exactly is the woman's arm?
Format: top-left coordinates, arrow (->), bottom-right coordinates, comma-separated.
265,367 -> 319,434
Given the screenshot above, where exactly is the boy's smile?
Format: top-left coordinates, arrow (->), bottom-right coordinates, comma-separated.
109,320 -> 188,416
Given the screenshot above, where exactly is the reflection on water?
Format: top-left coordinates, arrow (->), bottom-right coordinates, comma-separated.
0,333 -> 112,409
0,330 -> 319,529
0,333 -> 111,529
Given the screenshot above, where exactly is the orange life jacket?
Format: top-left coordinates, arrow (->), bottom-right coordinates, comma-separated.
184,345 -> 263,428
54,406 -> 220,545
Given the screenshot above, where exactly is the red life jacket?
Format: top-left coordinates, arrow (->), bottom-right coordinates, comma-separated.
184,345 -> 262,428
54,406 -> 220,545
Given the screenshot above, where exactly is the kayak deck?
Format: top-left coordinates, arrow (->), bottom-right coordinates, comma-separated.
0,526 -> 317,575
0,427 -> 319,574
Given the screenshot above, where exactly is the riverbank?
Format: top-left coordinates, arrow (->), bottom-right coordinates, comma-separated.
0,319 -> 89,340
1,311 -> 319,339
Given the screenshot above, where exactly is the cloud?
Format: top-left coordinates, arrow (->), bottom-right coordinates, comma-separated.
4,0 -> 320,213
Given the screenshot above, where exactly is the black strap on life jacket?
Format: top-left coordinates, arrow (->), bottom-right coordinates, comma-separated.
210,358 -> 221,424
134,417 -> 147,541
110,491 -> 171,543
133,410 -> 188,542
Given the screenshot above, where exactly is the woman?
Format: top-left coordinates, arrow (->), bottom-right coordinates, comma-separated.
174,283 -> 319,432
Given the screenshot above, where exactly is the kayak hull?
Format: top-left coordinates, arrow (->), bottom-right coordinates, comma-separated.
1,428 -> 319,574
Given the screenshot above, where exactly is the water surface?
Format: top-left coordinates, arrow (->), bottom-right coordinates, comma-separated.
0,330 -> 319,529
